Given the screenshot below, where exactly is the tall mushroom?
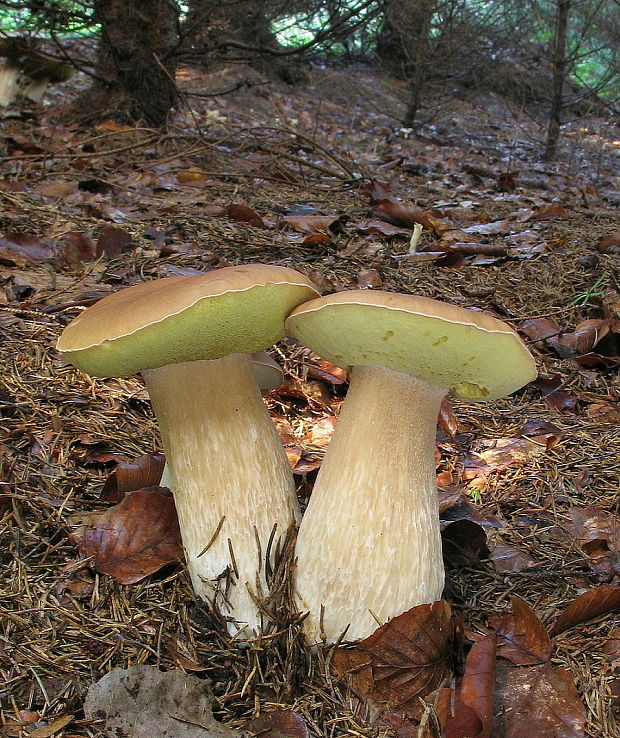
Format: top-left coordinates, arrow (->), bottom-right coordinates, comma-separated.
57,264 -> 319,636
286,290 -> 536,643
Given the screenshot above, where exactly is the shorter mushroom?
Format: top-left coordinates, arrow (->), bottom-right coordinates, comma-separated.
58,265 -> 319,636
286,290 -> 536,643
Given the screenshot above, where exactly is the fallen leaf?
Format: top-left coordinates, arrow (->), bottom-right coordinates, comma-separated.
550,586 -> 620,636
357,220 -> 410,237
598,232 -> 620,254
357,268 -> 383,288
0,233 -> 55,266
518,419 -> 563,450
218,203 -> 266,228
332,601 -> 453,719
96,225 -> 136,257
61,231 -> 98,266
441,520 -> 490,564
74,487 -> 183,584
84,665 -> 239,738
490,596 -> 552,665
246,710 -> 309,738
489,542 -> 537,573
372,201 -> 450,234
438,397 -> 459,439
307,359 -> 348,385
100,452 -> 166,502
29,715 -> 73,738
36,180 -> 78,198
495,662 -> 586,738
54,570 -> 95,607
441,634 -> 496,738
282,214 -> 344,233
525,203 -> 569,221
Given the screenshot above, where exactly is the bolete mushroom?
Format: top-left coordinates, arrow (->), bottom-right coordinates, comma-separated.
57,264 -> 319,636
286,290 -> 536,643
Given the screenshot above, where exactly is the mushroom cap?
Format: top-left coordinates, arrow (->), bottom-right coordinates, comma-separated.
286,290 -> 536,401
58,264 -> 319,377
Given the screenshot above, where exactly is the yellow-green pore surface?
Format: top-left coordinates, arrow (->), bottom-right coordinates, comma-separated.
57,265 -> 319,377
286,291 -> 537,401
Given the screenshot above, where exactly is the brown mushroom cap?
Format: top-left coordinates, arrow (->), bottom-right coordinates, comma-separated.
286,290 -> 536,401
58,264 -> 319,377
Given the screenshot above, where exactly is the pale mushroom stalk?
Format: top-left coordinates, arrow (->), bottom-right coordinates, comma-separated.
0,63 -> 20,106
295,365 -> 447,643
143,353 -> 298,635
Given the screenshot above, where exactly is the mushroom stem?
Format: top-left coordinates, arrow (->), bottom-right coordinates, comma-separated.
142,353 -> 299,637
0,63 -> 20,106
295,364 -> 448,643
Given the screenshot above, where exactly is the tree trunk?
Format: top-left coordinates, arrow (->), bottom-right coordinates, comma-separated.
74,0 -> 180,126
403,0 -> 436,127
544,0 -> 571,161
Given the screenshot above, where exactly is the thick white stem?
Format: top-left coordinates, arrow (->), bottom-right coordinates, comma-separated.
23,77 -> 49,102
0,65 -> 20,106
142,354 -> 299,637
295,365 -> 447,643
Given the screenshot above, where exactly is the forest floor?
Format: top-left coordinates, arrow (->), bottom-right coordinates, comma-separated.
0,62 -> 619,738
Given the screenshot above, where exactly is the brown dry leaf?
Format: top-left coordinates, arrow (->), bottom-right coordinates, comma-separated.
496,663 -> 586,738
563,507 -> 620,582
372,201 -> 450,234
0,233 -> 55,266
357,268 -> 383,288
531,375 -> 578,412
61,231 -> 98,266
100,452 -> 166,502
520,317 -> 561,347
307,359 -> 348,385
219,204 -> 267,228
246,710 -> 309,738
462,220 -> 511,235
357,220 -> 410,237
36,180 -> 78,198
177,169 -> 209,183
598,231 -> 620,254
332,601 -> 453,719
96,225 -> 136,258
489,542 -> 536,573
282,214 -> 343,233
525,203 -> 569,221
586,402 -> 620,423
490,596 -> 552,666
462,437 -> 546,491
441,519 -> 490,564
439,397 -> 459,439
29,715 -> 74,738
54,570 -> 95,607
550,586 -> 620,637
517,419 -> 563,450
74,487 -> 183,584
441,634 -> 497,738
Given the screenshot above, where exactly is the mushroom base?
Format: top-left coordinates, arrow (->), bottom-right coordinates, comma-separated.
143,354 -> 299,637
295,364 -> 447,643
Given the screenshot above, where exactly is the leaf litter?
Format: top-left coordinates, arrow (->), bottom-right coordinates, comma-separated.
0,62 -> 619,738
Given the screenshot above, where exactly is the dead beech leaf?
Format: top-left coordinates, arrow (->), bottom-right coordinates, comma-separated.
219,203 -> 266,228
525,203 -> 569,221
61,231 -> 98,266
96,225 -> 136,258
0,233 -> 55,266
357,268 -> 383,288
372,201 -> 450,234
439,397 -> 459,439
282,214 -> 343,233
36,180 -> 78,198
550,586 -> 620,637
441,519 -> 490,564
29,715 -> 74,738
307,359 -> 348,385
491,596 -> 552,666
74,487 -> 183,584
489,542 -> 536,573
496,662 -> 586,738
442,634 -> 496,738
597,231 -> 620,254
100,452 -> 166,502
520,317 -> 562,347
518,419 -> 563,450
357,220 -> 410,237
331,601 -> 453,719
246,710 -> 309,738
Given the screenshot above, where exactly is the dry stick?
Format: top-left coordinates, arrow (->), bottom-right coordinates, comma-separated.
6,135 -> 161,162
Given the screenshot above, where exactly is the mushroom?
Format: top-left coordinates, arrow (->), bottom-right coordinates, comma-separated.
0,38 -> 73,104
0,38 -> 25,106
158,352 -> 284,490
285,290 -> 536,643
57,264 -> 319,636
